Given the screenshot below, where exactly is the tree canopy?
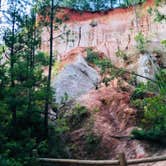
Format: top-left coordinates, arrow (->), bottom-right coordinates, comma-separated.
60,0 -> 146,12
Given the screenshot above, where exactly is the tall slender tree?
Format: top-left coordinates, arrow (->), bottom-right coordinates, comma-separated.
44,0 -> 54,138
6,0 -> 17,125
44,0 -> 61,138
4,0 -> 41,126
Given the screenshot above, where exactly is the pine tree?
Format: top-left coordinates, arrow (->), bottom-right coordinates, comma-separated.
60,0 -> 145,11
4,0 -> 23,125
44,0 -> 55,138
3,0 -> 47,131
37,0 -> 61,138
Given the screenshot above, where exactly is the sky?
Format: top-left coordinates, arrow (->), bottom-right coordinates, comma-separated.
0,0 -> 8,21
0,0 -> 33,43
0,0 -> 8,43
0,0 -> 32,23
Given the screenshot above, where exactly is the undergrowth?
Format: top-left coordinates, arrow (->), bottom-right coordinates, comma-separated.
132,70 -> 166,144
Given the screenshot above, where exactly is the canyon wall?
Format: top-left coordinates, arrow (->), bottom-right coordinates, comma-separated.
40,0 -> 166,64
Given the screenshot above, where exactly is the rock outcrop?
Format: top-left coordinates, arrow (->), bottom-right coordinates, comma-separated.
41,0 -> 166,66
50,48 -> 165,162
136,53 -> 159,83
44,0 -> 166,163
52,55 -> 100,103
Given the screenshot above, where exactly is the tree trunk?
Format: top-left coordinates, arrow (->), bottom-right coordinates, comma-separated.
28,11 -> 36,114
11,3 -> 16,126
44,0 -> 54,138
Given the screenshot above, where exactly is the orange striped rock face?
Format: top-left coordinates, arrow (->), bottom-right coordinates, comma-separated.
40,0 -> 166,64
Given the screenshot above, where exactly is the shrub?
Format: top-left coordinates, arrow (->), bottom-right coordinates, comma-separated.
53,61 -> 61,76
97,58 -> 112,74
130,99 -> 145,109
131,84 -> 147,100
86,48 -> 112,74
115,49 -> 128,60
85,132 -> 101,153
132,127 -> 166,143
132,71 -> 166,143
102,77 -> 112,86
35,51 -> 50,66
135,32 -> 147,53
161,40 -> 166,47
86,48 -> 100,64
67,104 -> 89,129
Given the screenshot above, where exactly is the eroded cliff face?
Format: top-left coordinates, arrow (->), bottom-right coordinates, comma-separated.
41,0 -> 166,66
52,49 -> 166,163
42,1 -> 166,163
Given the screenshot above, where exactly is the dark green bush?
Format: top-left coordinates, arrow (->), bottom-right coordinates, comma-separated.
86,48 -> 100,64
97,58 -> 112,74
35,51 -> 50,66
67,104 -> 89,129
85,133 -> 101,153
131,84 -> 147,100
132,125 -> 166,144
86,48 -> 112,74
102,77 -> 112,86
130,99 -> 145,109
132,71 -> 166,143
135,32 -> 147,53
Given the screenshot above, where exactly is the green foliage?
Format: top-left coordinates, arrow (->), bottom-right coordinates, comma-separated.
0,112 -> 44,166
86,48 -> 100,64
147,7 -> 153,15
161,40 -> 166,47
121,0 -> 145,8
85,48 -> 131,84
44,125 -> 69,158
131,99 -> 145,109
132,127 -> 166,143
132,95 -> 166,143
61,0 -> 117,11
154,8 -> 166,22
86,48 -> 112,74
131,84 -> 147,100
102,77 -> 112,86
135,32 -> 147,53
55,118 -> 70,135
132,70 -> 166,143
93,108 -> 100,113
97,58 -> 112,74
155,0 -> 161,6
115,49 -> 128,60
60,92 -> 69,104
0,1 -> 70,165
53,61 -> 61,75
60,0 -> 145,12
128,75 -> 137,86
130,84 -> 148,110
35,51 -> 50,66
0,1 -> 44,163
85,132 -> 101,153
68,104 -> 89,128
147,0 -> 166,22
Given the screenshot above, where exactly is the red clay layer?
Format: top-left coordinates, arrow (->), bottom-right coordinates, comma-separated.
38,0 -> 154,23
55,0 -> 154,23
